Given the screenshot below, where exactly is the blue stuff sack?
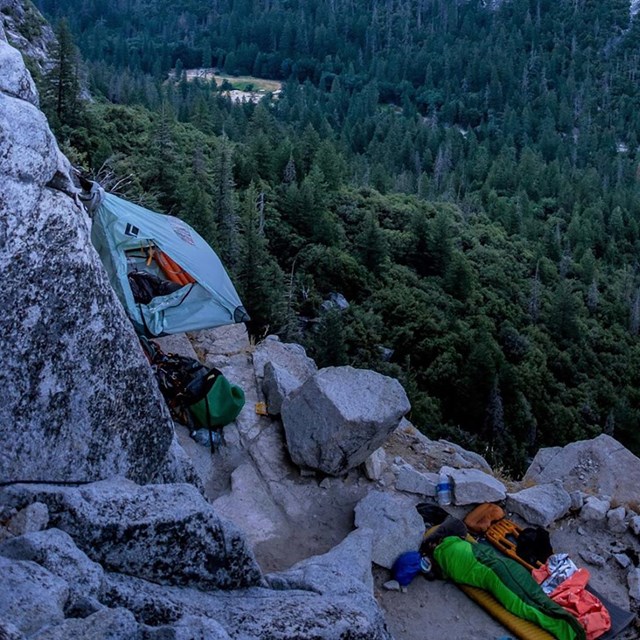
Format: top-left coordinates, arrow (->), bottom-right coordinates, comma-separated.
392,551 -> 423,587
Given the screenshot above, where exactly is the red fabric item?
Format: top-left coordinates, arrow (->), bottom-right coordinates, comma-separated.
533,565 -> 611,640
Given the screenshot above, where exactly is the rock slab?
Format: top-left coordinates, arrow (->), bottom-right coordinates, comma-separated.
442,465 -> 506,505
506,483 -> 571,527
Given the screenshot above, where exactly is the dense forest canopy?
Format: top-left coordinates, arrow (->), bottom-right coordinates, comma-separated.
25,0 -> 640,472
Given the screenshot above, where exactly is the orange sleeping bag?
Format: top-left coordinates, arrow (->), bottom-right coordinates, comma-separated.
154,250 -> 196,286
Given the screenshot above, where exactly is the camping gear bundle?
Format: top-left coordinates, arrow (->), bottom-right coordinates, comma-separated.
82,180 -> 249,450
398,503 -> 636,640
141,338 -> 245,452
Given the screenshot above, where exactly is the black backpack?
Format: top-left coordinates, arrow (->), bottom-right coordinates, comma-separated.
516,526 -> 553,566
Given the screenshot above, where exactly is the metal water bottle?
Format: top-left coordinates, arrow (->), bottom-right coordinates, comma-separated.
436,471 -> 452,507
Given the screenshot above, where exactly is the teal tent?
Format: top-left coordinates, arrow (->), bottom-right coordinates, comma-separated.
86,183 -> 248,336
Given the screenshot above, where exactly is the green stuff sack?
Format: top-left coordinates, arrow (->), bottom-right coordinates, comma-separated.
188,371 -> 245,429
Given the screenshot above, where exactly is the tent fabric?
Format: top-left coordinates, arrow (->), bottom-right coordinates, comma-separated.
433,536 -> 586,640
90,187 -> 247,336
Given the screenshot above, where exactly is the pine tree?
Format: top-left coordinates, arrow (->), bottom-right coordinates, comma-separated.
356,211 -> 388,277
237,184 -> 286,336
142,101 -> 181,210
212,135 -> 240,273
283,154 -> 297,184
43,19 -> 82,131
177,147 -> 217,247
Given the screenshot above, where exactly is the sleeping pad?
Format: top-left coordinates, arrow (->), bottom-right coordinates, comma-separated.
434,536 -> 586,640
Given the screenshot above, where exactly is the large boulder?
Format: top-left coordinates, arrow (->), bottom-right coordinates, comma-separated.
0,33 -> 175,484
0,479 -> 263,590
394,461 -> 438,497
354,491 -> 424,569
281,366 -> 410,476
524,435 -> 640,507
506,483 -> 571,527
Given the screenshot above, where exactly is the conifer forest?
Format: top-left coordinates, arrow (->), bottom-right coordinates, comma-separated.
23,0 -> 640,472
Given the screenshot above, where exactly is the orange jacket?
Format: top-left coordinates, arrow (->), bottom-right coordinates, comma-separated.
532,565 -> 611,640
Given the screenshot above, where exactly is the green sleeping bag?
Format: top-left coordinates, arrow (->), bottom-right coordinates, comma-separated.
434,537 -> 586,640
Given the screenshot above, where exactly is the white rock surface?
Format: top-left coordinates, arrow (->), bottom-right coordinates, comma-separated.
6,502 -> 49,535
0,555 -> 68,636
628,567 -> 640,601
607,506 -> 627,533
29,607 -> 139,640
0,527 -> 104,606
252,336 -> 317,384
394,463 -> 438,497
364,448 -> 387,481
0,479 -> 263,590
0,32 -> 176,484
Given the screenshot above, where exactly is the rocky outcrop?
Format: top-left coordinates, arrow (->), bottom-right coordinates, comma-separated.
281,366 -> 410,476
388,420 -> 493,473
0,473 -> 392,639
0,527 -> 105,611
0,0 -> 55,76
0,554 -> 68,636
0,24 -> 176,484
0,479 -> 263,590
524,434 -> 640,507
31,607 -> 140,640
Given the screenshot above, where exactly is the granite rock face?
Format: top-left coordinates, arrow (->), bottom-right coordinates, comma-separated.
0,0 -> 56,77
29,607 -> 140,640
253,336 -> 318,415
0,479 -> 263,591
0,26 -> 175,484
282,366 -> 410,476
442,465 -> 506,505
